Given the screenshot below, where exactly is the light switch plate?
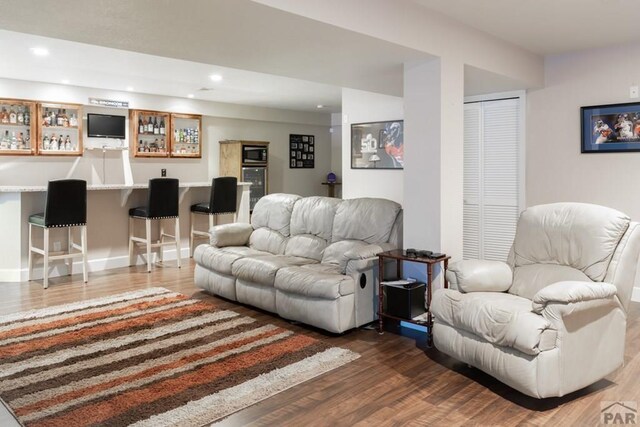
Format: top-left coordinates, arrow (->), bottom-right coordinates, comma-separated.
630,86 -> 639,99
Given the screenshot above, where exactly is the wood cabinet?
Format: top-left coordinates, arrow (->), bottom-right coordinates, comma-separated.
170,113 -> 202,158
37,102 -> 83,156
129,109 -> 170,157
0,98 -> 37,156
220,140 -> 269,211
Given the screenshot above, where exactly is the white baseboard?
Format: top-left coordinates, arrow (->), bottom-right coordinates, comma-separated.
14,247 -> 191,282
632,287 -> 640,303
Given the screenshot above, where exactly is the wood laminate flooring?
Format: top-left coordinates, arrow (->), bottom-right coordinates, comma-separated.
1,260 -> 638,426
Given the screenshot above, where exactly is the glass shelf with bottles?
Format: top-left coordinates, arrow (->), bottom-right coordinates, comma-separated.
170,113 -> 202,158
37,103 -> 83,155
0,99 -> 37,155
130,110 -> 170,157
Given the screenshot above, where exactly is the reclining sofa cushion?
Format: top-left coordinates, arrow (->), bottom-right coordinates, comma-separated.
509,203 -> 629,299
231,254 -> 317,287
321,240 -> 371,273
285,196 -> 342,260
249,193 -> 301,254
209,223 -> 253,248
331,198 -> 401,244
275,264 -> 355,299
193,245 -> 269,275
431,289 -> 556,356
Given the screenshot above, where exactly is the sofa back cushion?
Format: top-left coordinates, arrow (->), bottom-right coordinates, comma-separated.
331,198 -> 401,244
250,193 -> 301,254
290,196 -> 342,241
508,202 -> 630,299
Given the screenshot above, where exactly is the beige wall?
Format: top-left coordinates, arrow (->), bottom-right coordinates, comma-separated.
527,42 -> 640,219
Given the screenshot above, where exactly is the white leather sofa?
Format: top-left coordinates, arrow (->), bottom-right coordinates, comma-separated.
193,193 -> 402,333
432,203 -> 640,398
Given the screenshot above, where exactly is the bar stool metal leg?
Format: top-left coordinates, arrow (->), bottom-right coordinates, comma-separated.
128,217 -> 135,267
189,212 -> 195,258
81,225 -> 88,283
28,223 -> 33,281
175,217 -> 181,268
43,228 -> 50,289
145,218 -> 152,273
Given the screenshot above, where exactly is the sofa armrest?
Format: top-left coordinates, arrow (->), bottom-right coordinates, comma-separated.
210,223 -> 253,247
531,281 -> 618,314
344,242 -> 396,260
445,260 -> 512,293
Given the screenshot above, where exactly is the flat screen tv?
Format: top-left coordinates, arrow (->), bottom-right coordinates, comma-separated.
87,113 -> 126,139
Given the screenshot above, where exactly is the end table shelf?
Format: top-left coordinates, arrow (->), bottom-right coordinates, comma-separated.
377,249 -> 451,346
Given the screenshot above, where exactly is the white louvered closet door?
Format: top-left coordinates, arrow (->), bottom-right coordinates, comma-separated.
463,98 -> 521,262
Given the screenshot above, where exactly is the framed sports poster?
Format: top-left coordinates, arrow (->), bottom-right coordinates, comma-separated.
582,102 -> 640,153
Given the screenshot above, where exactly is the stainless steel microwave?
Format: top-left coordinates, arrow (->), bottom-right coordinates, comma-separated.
242,145 -> 268,164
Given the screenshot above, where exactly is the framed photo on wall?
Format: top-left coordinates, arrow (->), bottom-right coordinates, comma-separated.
351,120 -> 403,169
289,134 -> 315,168
581,102 -> 640,153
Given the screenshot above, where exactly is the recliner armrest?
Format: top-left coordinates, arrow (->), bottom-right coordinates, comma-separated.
210,223 -> 253,247
344,242 -> 396,260
445,260 -> 512,293
531,281 -> 617,314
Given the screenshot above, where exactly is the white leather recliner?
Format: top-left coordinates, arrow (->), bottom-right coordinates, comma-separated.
432,203 -> 640,398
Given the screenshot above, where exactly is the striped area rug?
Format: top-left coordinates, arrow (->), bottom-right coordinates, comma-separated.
0,287 -> 359,427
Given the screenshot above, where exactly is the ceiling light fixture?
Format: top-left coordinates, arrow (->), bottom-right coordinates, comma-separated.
61,79 -> 70,85
30,47 -> 49,56
317,104 -> 324,109
209,74 -> 223,82
187,94 -> 194,98
126,86 -> 134,92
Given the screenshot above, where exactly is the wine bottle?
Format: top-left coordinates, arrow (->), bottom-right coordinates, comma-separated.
147,117 -> 154,133
153,117 -> 159,135
160,118 -> 165,135
9,107 -> 17,124
24,107 -> 30,126
139,117 -> 144,134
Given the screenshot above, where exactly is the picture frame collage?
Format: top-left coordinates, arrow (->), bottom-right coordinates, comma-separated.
289,134 -> 315,168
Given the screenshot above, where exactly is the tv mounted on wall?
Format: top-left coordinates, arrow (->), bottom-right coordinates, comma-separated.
87,113 -> 126,139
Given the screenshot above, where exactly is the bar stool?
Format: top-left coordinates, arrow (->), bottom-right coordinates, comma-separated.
128,178 -> 181,272
190,176 -> 238,256
28,179 -> 88,289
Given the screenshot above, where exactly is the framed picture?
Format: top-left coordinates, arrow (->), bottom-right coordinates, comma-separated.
289,134 -> 315,168
581,102 -> 640,153
351,120 -> 403,169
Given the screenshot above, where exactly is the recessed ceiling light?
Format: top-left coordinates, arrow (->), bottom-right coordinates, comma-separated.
126,86 -> 134,92
209,74 -> 223,82
317,104 -> 324,109
187,94 -> 194,99
61,79 -> 70,85
30,47 -> 49,56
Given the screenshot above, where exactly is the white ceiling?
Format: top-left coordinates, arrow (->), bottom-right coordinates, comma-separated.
412,0 -> 640,55
0,30 -> 343,113
0,0 -> 431,99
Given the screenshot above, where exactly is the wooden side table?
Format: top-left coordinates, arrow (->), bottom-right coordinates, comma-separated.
321,182 -> 341,198
377,249 -> 451,346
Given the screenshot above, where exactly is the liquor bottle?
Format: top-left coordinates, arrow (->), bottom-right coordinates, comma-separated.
10,132 -> 17,149
1,108 -> 8,124
138,140 -> 144,152
24,107 -> 30,126
43,134 -> 50,150
139,117 -> 144,134
160,118 -> 165,135
17,132 -> 24,149
1,130 -> 8,148
9,106 -> 17,124
56,109 -> 64,126
51,134 -> 58,151
62,110 -> 69,127
143,141 -> 150,152
153,117 -> 159,135
25,130 -> 30,149
50,111 -> 57,127
147,117 -> 154,133
17,107 -> 24,124
65,135 -> 71,150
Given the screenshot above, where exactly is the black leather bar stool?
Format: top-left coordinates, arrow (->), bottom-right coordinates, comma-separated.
28,179 -> 88,289
128,178 -> 181,272
189,176 -> 238,257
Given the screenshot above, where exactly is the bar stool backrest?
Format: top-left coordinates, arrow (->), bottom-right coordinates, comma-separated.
209,176 -> 238,215
44,179 -> 87,227
148,178 -> 179,218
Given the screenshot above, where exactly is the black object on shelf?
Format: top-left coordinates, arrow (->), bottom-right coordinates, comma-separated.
383,282 -> 426,320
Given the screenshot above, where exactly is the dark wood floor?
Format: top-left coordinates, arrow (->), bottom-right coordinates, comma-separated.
2,261 -> 638,426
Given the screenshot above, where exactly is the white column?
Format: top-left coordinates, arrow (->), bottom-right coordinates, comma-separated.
403,57 -> 464,259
